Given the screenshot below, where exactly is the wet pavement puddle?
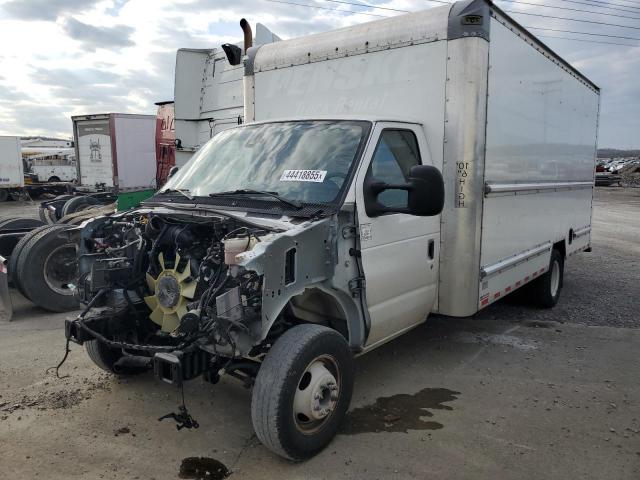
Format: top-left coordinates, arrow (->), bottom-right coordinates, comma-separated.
179,457 -> 230,480
341,388 -> 460,434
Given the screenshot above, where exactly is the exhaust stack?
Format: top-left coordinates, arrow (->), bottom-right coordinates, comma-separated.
241,18 -> 256,124
240,18 -> 253,53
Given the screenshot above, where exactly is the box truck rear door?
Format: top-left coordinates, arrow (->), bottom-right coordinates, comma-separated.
354,123 -> 440,348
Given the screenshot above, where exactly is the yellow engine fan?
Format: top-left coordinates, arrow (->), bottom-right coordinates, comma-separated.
144,252 -> 197,332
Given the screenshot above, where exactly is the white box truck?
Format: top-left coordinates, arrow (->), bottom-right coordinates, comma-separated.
72,113 -> 157,194
65,0 -> 599,460
0,136 -> 24,202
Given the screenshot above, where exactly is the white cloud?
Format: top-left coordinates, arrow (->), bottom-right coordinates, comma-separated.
0,0 -> 637,147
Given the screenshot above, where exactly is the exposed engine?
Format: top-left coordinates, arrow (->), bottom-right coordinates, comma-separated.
73,210 -> 275,376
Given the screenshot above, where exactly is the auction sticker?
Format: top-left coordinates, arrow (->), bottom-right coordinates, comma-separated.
280,169 -> 327,182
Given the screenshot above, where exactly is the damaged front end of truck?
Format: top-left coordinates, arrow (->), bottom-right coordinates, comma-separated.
66,207 -> 343,381
64,120 -> 371,438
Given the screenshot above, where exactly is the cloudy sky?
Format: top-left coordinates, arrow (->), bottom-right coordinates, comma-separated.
0,0 -> 638,148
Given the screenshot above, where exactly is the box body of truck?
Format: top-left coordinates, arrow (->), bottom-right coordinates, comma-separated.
72,113 -> 157,192
0,136 -> 24,191
245,0 -> 599,329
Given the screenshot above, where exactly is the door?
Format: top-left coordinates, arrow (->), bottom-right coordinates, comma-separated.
354,122 -> 440,349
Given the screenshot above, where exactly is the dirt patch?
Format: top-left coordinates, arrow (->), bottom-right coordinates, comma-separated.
0,375 -> 111,417
341,388 -> 460,435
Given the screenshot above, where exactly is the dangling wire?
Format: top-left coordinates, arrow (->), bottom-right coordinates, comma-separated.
45,337 -> 72,379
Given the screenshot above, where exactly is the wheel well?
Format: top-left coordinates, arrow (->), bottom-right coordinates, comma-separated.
286,288 -> 349,341
554,239 -> 566,259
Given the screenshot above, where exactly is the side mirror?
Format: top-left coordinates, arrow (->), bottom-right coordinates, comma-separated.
364,165 -> 444,217
221,43 -> 243,66
168,166 -> 179,179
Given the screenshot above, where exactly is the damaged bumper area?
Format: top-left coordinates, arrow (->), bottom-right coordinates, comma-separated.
65,206 -> 338,389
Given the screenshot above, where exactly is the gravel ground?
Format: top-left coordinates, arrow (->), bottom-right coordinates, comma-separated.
474,187 -> 640,329
0,187 -> 638,480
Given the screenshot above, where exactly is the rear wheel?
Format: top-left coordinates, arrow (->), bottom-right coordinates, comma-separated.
251,324 -> 354,461
0,218 -> 44,230
0,190 -> 8,202
48,176 -> 61,183
15,225 -> 79,312
8,224 -> 60,295
61,196 -> 99,217
531,249 -> 564,308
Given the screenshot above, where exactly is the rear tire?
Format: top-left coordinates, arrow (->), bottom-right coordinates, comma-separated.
0,190 -> 8,202
48,176 -> 61,183
251,324 -> 354,461
8,224 -> 60,296
0,218 -> 44,230
532,249 -> 564,308
61,196 -> 99,217
15,225 -> 79,312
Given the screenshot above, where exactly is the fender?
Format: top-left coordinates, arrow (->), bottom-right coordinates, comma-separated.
237,216 -> 367,349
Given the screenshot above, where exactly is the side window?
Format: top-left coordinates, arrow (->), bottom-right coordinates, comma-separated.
365,129 -> 421,209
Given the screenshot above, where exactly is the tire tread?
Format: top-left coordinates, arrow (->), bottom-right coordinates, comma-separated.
251,324 -> 352,460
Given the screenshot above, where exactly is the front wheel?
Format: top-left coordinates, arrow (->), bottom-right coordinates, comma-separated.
251,324 -> 354,461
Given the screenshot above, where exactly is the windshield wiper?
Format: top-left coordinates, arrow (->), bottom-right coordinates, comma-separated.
159,188 -> 194,201
208,189 -> 303,209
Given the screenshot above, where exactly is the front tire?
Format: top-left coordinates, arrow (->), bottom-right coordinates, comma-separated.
251,324 -> 354,461
85,340 -> 124,373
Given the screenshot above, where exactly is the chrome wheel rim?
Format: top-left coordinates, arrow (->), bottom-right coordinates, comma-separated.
44,244 -> 78,295
293,354 -> 341,435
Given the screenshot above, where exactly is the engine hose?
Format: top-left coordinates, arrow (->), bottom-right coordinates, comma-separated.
148,224 -> 169,274
75,320 -> 197,353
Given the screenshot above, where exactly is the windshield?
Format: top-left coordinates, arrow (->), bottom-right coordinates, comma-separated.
159,120 -> 370,206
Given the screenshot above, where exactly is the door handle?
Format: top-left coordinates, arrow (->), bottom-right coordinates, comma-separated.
428,239 -> 435,260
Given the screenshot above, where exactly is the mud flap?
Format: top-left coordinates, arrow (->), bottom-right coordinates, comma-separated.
0,256 -> 13,322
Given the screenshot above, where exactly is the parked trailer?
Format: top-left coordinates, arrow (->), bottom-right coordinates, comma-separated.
0,136 -> 25,202
30,164 -> 77,183
0,136 -> 72,201
72,113 -> 157,208
155,101 -> 176,187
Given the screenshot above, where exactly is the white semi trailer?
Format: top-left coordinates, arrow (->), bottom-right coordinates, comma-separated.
0,136 -> 24,202
72,113 -> 157,194
66,0 -> 599,460
173,23 -> 281,166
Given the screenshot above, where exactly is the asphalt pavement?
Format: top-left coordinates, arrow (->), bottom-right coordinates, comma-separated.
0,188 -> 638,479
